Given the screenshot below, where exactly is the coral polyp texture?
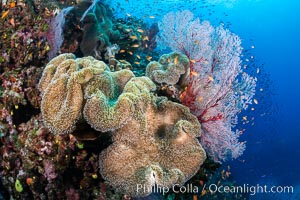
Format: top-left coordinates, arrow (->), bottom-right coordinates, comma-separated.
36,53 -> 206,197
38,53 -> 109,134
146,52 -> 190,85
83,73 -> 149,132
99,97 -> 206,197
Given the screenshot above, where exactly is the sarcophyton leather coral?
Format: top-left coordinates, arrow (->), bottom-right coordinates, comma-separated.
146,52 -> 190,85
38,53 -> 135,134
83,76 -> 153,132
100,97 -> 206,197
39,53 -> 206,197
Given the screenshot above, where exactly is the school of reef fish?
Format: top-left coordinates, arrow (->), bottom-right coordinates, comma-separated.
0,0 -> 257,199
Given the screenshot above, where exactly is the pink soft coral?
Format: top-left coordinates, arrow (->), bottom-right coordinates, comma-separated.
157,10 -> 256,162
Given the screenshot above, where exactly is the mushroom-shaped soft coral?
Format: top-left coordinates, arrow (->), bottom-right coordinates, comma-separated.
38,53 -> 109,134
83,76 -> 155,132
146,52 -> 190,85
99,97 -> 206,197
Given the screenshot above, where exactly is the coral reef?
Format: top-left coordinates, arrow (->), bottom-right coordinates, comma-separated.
146,52 -> 190,86
47,0 -> 121,59
0,0 -> 257,198
37,53 -> 206,197
38,53 -> 138,134
0,3 -> 49,69
78,0 -> 120,58
0,114 -> 121,199
145,52 -> 190,100
84,76 -> 154,132
46,0 -> 160,74
47,6 -> 74,59
38,53 -> 108,134
157,10 -> 256,162
100,97 -> 206,197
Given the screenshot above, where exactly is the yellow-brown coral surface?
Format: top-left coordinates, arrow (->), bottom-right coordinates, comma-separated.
99,97 -> 206,197
39,53 -> 113,134
146,52 -> 190,85
39,54 -> 206,197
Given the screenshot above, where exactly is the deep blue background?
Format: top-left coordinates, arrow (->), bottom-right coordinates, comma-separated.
218,0 -> 300,185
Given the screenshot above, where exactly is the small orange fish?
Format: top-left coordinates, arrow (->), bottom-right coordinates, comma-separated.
126,13 -> 131,17
1,10 -> 9,19
197,96 -> 203,102
131,44 -> 139,48
9,18 -> 15,26
10,2 -> 16,8
201,190 -> 207,196
129,35 -> 137,40
146,56 -> 152,61
136,55 -> 141,59
128,51 -> 133,55
143,36 -> 149,41
119,49 -> 126,53
149,16 -> 155,19
208,76 -> 214,81
174,56 -> 178,65
254,99 -> 258,104
191,71 -> 198,77
134,61 -> 140,65
226,171 -> 231,177
137,29 -> 144,33
190,59 -> 196,63
195,40 -> 199,45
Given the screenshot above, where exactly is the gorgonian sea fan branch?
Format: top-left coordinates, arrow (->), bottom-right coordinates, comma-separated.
157,10 -> 256,162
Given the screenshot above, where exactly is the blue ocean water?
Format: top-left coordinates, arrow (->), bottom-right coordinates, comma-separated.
212,0 -> 300,184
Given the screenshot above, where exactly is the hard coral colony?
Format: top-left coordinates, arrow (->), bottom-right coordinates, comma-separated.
0,0 -> 257,199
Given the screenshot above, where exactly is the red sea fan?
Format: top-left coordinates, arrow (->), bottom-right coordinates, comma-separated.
157,10 -> 256,162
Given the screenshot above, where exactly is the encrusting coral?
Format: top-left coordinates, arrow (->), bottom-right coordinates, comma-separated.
99,97 -> 206,197
146,52 -> 190,86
